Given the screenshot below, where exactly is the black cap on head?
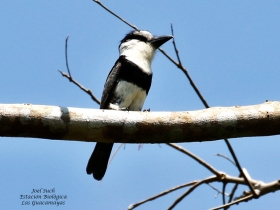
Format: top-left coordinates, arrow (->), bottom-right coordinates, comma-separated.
120,30 -> 172,48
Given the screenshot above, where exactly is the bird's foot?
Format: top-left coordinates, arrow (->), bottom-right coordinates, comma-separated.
143,108 -> 150,112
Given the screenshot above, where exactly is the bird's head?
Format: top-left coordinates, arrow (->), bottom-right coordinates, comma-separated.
119,30 -> 173,69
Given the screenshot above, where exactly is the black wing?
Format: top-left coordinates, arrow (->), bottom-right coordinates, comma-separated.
100,57 -> 122,109
100,55 -> 152,109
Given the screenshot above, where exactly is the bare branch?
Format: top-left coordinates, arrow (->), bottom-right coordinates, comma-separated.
1,102 -> 280,143
211,194 -> 254,210
160,46 -> 210,109
65,35 -> 72,78
58,70 -> 101,105
129,158 -> 280,209
108,143 -> 124,166
128,181 -> 198,209
170,24 -> 183,67
58,36 -> 101,105
93,0 -> 138,31
166,25 -> 209,108
166,141 -> 277,202
212,177 -> 280,209
226,173 -> 241,209
222,182 -> 227,206
216,153 -> 236,166
168,177 -> 218,209
167,143 -> 220,176
207,183 -> 229,197
224,139 -> 258,197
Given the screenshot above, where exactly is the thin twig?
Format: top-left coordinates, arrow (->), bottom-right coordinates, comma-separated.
167,143 -> 220,176
168,177 -> 217,210
224,139 -> 257,197
207,183 -> 229,197
170,24 -> 183,68
222,182 -> 227,206
161,24 -> 209,108
157,48 -> 179,66
108,143 -> 124,166
58,36 -> 101,105
164,24 -> 210,108
211,194 -> 254,210
228,174 -> 241,204
216,153 -> 236,166
65,35 -> 72,78
158,48 -> 209,108
226,181 -> 240,210
128,181 -> 198,209
58,70 -> 100,105
93,0 -> 138,31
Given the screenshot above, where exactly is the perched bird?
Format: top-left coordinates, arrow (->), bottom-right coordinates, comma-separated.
86,30 -> 172,180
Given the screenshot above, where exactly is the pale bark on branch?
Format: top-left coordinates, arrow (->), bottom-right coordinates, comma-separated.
0,101 -> 279,143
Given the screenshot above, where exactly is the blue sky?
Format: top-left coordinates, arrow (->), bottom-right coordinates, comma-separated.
1,1 -> 280,209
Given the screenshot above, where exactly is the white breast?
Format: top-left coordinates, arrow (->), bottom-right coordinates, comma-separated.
111,80 -> 147,111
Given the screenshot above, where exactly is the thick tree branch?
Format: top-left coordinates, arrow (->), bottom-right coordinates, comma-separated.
1,101 -> 280,143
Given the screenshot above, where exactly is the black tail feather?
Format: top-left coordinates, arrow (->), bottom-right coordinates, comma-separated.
86,143 -> 114,180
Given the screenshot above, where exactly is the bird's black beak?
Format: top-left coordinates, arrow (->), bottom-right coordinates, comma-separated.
150,35 -> 173,48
